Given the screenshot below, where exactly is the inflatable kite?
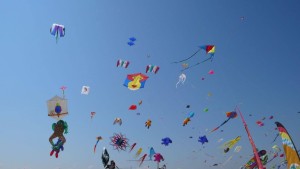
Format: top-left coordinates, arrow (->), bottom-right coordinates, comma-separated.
154,153 -> 164,163
129,143 -> 136,153
135,148 -> 142,158
110,133 -> 129,151
50,23 -> 65,43
127,37 -> 136,46
102,147 -> 110,168
176,73 -> 186,88
161,137 -> 172,146
123,73 -> 149,91
145,119 -> 152,129
149,147 -> 156,160
139,154 -> 147,167
198,135 -> 208,145
222,136 -> 241,153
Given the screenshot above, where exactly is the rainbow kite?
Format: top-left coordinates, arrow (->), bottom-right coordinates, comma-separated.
275,122 -> 300,169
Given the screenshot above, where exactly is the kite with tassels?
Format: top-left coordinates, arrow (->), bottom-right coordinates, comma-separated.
50,23 -> 65,43
146,65 -> 160,74
116,59 -> 130,68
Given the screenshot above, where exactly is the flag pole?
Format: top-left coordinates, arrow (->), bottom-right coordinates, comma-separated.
236,106 -> 264,169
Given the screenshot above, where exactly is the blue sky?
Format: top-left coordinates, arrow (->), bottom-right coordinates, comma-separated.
0,0 -> 299,169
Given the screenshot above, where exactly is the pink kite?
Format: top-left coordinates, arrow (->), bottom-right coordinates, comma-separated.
208,70 -> 214,75
154,153 -> 164,163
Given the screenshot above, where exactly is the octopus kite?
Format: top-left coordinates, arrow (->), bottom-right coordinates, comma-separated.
176,73 -> 186,88
110,133 -> 129,151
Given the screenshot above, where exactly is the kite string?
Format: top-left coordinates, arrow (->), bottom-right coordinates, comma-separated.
172,48 -> 201,64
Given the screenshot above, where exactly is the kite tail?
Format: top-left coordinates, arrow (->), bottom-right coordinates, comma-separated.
172,49 -> 201,64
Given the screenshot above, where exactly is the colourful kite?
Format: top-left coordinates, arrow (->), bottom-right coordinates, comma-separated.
243,150 -> 267,169
94,136 -> 103,153
123,73 -> 149,91
172,45 -> 216,71
275,122 -> 300,168
210,111 -> 237,133
110,133 -> 129,151
116,59 -> 130,68
183,112 -> 194,126
50,23 -> 65,43
222,136 -> 241,153
145,119 -> 152,129
161,137 -> 172,146
47,95 -> 69,155
176,73 -> 186,88
146,65 -> 160,74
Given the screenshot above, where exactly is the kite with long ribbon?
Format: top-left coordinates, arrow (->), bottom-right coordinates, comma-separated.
210,111 -> 237,133
94,136 -> 103,153
50,23 -> 65,43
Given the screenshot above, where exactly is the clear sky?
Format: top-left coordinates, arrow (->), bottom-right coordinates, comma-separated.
0,0 -> 299,169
